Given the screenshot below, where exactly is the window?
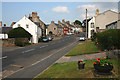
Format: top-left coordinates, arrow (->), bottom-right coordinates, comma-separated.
96,27 -> 99,30
91,23 -> 94,28
18,24 -> 20,27
26,24 -> 29,28
53,28 -> 56,30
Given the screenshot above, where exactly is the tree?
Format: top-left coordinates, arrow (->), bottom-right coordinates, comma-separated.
82,18 -> 92,28
74,20 -> 82,26
8,27 -> 32,40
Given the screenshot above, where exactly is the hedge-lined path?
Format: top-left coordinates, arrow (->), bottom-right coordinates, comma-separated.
55,52 -> 107,63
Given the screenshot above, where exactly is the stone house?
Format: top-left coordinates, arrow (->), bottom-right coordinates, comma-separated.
46,21 -> 63,35
28,12 -> 46,37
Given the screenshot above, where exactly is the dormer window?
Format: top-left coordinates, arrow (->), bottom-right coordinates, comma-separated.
26,24 -> 29,28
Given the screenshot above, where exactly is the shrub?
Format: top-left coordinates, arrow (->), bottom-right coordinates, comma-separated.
38,36 -> 43,42
15,38 -> 30,47
94,29 -> 120,51
8,27 -> 32,40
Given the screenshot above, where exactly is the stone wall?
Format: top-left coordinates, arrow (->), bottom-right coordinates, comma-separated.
2,38 -> 28,46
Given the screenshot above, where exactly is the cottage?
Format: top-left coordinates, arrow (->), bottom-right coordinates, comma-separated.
0,27 -> 12,39
46,21 -> 63,35
13,16 -> 42,43
88,10 -> 119,38
28,12 -> 46,37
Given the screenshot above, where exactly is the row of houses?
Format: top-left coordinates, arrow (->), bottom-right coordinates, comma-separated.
0,12 -> 82,43
88,9 -> 120,38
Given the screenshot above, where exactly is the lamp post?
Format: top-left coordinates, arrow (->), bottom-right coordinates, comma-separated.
86,9 -> 87,40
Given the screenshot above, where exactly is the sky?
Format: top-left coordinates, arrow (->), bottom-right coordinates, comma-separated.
1,2 -> 119,26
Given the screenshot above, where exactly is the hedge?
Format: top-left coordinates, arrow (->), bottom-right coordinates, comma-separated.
8,27 -> 32,40
93,29 -> 120,51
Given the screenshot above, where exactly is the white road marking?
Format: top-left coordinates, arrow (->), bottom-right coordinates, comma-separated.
0,56 -> 7,59
22,49 -> 35,53
40,45 -> 48,48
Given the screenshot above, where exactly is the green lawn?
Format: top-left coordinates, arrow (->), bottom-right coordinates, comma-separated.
35,58 -> 118,78
65,41 -> 100,56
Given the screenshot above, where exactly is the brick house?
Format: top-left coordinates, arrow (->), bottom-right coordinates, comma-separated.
46,21 -> 63,35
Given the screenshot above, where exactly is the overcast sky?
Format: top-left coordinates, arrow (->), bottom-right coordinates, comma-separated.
1,2 -> 119,26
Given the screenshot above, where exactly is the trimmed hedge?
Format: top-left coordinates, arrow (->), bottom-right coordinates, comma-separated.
8,27 -> 32,40
93,29 -> 120,51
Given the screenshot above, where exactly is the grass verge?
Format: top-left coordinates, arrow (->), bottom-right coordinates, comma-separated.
65,41 -> 100,56
35,58 -> 118,78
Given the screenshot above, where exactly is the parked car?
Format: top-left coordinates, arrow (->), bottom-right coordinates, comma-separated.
42,37 -> 49,42
48,36 -> 53,41
79,37 -> 85,41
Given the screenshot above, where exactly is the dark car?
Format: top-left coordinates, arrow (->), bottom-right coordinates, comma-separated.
48,35 -> 54,41
42,37 -> 49,42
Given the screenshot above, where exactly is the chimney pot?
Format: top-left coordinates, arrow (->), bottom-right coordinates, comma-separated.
32,12 -> 37,18
4,24 -> 6,27
58,20 -> 61,24
51,21 -> 54,24
62,19 -> 65,23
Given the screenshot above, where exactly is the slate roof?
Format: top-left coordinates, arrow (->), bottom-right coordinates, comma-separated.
60,23 -> 68,28
0,27 -> 13,34
55,24 -> 63,28
34,22 -> 41,28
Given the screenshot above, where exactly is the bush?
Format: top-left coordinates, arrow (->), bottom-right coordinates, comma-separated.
94,29 -> 120,51
8,27 -> 32,40
38,37 -> 43,42
15,38 -> 30,47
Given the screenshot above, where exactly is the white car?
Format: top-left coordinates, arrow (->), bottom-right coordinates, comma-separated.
79,37 -> 85,41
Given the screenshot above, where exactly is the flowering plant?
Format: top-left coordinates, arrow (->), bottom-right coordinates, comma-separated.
94,57 -> 112,66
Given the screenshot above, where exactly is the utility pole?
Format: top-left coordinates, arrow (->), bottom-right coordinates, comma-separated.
86,9 -> 87,40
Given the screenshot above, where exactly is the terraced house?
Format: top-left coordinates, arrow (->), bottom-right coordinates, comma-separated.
46,21 -> 63,36
28,12 -> 46,37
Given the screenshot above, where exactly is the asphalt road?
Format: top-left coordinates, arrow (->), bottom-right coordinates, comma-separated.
2,33 -> 85,79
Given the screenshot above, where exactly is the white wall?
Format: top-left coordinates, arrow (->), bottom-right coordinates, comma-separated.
0,34 -> 8,39
13,16 -> 41,43
88,17 -> 95,38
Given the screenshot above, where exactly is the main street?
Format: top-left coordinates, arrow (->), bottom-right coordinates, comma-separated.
2,33 -> 85,79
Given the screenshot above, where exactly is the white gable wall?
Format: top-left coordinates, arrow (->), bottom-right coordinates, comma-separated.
13,16 -> 41,43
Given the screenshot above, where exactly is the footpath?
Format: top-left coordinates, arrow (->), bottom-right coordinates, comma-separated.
55,52 -> 107,63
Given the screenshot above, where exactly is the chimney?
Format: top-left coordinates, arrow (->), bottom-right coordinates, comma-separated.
0,21 -> 2,27
51,21 -> 54,24
62,19 -> 65,24
4,24 -> 6,27
66,21 -> 70,24
96,9 -> 99,15
37,16 -> 39,19
58,20 -> 61,24
32,12 -> 37,18
29,14 -> 32,17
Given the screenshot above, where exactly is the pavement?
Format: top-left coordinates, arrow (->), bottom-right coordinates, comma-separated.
55,52 -> 107,63
2,33 -> 85,79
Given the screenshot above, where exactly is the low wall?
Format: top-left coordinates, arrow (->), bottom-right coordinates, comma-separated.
2,38 -> 28,46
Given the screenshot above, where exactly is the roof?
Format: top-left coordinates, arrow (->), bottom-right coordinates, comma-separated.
34,22 -> 41,28
96,10 -> 118,17
55,24 -> 63,28
0,27 -> 13,34
60,23 -> 68,28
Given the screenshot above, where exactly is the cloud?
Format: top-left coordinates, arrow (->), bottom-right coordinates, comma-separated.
52,6 -> 70,13
77,2 -> 118,21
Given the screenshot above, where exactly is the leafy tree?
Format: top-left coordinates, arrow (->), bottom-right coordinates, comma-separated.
8,27 -> 32,40
74,20 -> 82,26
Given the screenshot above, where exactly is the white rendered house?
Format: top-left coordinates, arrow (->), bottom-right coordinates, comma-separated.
88,17 -> 95,38
13,16 -> 42,43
